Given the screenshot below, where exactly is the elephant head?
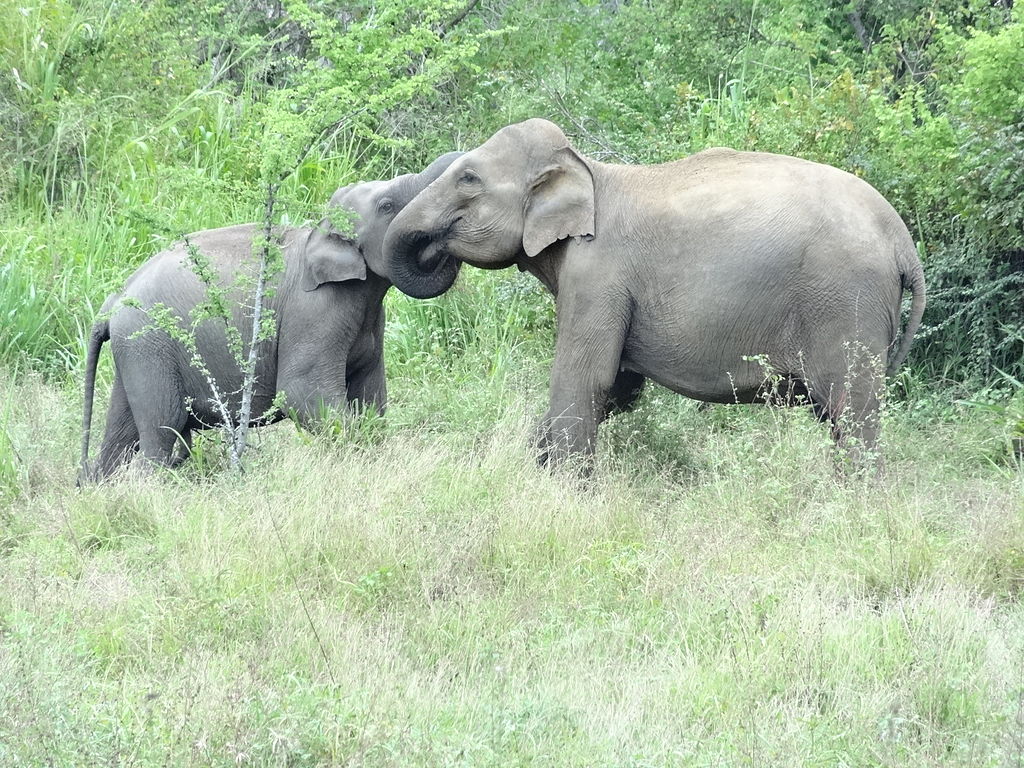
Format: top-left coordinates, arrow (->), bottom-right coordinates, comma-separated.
302,150 -> 464,291
384,119 -> 595,298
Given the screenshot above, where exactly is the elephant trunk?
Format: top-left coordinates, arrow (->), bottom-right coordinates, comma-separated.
385,223 -> 460,299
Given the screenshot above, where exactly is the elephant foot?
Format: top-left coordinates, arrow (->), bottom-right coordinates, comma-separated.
535,425 -> 596,479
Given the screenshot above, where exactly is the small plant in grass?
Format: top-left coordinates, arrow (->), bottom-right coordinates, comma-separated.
167,429 -> 228,482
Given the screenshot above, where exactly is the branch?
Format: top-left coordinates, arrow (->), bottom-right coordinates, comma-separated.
403,0 -> 482,77
846,8 -> 872,53
438,0 -> 481,39
271,109 -> 366,187
234,182 -> 280,470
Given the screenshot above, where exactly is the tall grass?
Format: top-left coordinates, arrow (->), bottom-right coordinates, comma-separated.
1,0 -> 117,208
1,368 -> 1022,765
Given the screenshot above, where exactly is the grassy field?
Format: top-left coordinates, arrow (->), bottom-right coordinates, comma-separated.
2,325 -> 1023,765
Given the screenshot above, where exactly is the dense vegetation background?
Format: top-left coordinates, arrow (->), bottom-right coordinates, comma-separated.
1,1 -> 1023,764
2,0 -> 1023,384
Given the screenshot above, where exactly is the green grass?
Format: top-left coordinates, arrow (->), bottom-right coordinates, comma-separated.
1,356 -> 1023,765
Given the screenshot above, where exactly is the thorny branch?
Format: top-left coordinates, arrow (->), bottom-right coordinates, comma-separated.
233,182 -> 280,470
846,8 -> 872,53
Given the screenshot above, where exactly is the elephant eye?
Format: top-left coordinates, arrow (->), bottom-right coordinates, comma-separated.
377,198 -> 394,214
457,169 -> 481,187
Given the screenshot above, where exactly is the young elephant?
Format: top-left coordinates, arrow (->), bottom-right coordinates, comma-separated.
79,152 -> 461,481
383,119 -> 926,468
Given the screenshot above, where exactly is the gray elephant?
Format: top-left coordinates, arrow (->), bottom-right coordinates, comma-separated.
383,119 -> 926,467
79,151 -> 461,481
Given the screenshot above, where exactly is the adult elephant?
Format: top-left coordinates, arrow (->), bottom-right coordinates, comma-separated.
79,152 -> 461,482
384,119 -> 925,468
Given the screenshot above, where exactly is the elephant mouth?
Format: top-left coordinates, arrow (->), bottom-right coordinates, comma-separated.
418,238 -> 449,273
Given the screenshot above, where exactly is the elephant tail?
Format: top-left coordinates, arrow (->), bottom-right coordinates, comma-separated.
886,244 -> 926,377
79,317 -> 110,483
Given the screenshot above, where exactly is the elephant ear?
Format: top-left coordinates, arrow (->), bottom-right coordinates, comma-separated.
301,220 -> 366,292
522,146 -> 596,258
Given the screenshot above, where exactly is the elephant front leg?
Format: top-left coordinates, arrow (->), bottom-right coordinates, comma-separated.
538,314 -> 627,471
346,358 -> 387,416
278,361 -> 349,431
285,388 -> 348,430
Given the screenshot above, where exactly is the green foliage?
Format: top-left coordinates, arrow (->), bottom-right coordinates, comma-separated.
0,0 -> 203,209
961,368 -> 1024,467
952,18 -> 1024,254
956,16 -> 1024,127
0,258 -> 56,368
0,0 -> 1022,388
239,0 -> 483,186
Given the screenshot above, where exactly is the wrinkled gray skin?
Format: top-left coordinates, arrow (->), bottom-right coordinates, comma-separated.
79,152 -> 462,482
384,119 -> 926,468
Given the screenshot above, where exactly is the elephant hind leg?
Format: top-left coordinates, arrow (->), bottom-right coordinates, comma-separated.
123,371 -> 191,473
601,369 -> 646,422
810,377 -> 883,469
93,376 -> 140,481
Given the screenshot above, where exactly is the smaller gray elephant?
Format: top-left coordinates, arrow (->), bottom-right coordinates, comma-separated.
79,152 -> 461,482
